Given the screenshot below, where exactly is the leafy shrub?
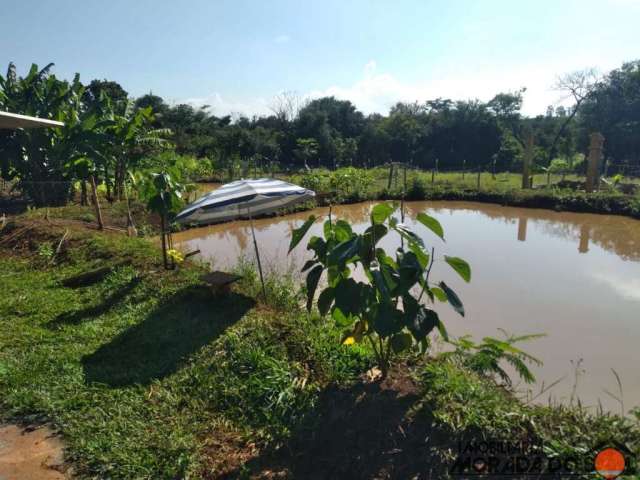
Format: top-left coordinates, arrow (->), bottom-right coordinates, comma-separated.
289,202 -> 471,378
299,171 -> 329,193
406,176 -> 428,200
329,167 -> 372,199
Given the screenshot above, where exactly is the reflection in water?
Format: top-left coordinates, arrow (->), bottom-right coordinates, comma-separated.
579,224 -> 590,254
517,217 -> 528,242
174,200 -> 640,412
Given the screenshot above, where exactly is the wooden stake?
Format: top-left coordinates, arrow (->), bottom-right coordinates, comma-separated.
160,214 -> 168,270
249,210 -> 267,301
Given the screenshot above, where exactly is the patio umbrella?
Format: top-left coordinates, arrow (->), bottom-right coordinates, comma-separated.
175,178 -> 315,299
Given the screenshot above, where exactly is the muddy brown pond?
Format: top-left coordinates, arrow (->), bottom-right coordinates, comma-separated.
174,200 -> 640,412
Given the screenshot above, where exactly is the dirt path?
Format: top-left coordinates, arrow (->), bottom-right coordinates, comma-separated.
0,424 -> 67,480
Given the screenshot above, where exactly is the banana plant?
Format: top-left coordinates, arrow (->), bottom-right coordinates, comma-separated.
103,100 -> 172,201
289,202 -> 471,379
139,171 -> 186,269
0,63 -> 88,205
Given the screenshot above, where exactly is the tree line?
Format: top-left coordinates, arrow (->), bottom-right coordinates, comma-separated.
1,59 -> 639,206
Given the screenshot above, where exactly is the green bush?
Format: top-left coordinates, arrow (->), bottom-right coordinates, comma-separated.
289,202 -> 471,378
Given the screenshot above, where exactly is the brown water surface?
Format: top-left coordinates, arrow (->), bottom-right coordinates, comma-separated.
174,201 -> 640,412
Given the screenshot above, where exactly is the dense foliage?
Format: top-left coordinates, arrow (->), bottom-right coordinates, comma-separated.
2,59 -> 640,206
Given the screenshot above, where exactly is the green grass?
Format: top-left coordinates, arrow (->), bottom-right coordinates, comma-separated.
0,222 -> 373,478
1,219 -> 639,478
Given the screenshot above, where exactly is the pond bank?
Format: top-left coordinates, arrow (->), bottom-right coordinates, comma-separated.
1,217 -> 639,478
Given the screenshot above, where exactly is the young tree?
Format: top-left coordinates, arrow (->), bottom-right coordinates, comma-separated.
289,203 -> 471,379
549,68 -> 600,160
294,138 -> 319,171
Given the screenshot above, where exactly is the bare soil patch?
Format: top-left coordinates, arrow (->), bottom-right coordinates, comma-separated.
0,424 -> 68,480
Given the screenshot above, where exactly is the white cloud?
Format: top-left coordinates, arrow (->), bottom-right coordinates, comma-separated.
180,92 -> 272,119
179,57 -> 625,119
306,60 -> 597,117
274,34 -> 290,44
591,272 -> 640,302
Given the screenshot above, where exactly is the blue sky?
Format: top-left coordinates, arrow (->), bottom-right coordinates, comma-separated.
2,0 -> 639,116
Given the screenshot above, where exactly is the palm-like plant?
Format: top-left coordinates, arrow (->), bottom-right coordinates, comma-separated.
104,101 -> 172,201
443,329 -> 544,385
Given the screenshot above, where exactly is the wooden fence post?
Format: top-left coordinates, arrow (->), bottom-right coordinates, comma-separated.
585,132 -> 605,192
522,132 -> 534,189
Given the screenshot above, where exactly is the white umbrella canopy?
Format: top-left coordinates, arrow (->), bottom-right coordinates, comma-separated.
175,178 -> 315,225
176,178 -> 316,300
0,111 -> 64,129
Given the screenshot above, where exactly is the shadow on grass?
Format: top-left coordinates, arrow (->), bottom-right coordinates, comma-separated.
222,374 -> 449,480
82,286 -> 255,387
50,276 -> 142,327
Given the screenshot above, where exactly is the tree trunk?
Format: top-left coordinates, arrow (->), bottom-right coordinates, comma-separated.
81,180 -> 88,206
90,175 -> 104,230
103,165 -> 113,203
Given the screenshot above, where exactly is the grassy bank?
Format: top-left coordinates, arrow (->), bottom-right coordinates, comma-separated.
284,167 -> 640,219
5,167 -> 639,240
1,218 -> 639,478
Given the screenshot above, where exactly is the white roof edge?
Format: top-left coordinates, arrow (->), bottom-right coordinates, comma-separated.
0,110 -> 65,129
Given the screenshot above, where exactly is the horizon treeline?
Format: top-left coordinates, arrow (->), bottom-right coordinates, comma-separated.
3,59 -> 640,180
134,59 -> 640,174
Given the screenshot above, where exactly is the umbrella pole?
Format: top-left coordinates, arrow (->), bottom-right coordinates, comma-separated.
248,210 -> 267,301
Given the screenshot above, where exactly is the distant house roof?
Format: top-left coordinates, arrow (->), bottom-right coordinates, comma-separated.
0,111 -> 64,129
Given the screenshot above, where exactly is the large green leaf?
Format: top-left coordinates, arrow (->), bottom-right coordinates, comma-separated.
331,306 -> 353,327
444,256 -> 471,283
440,281 -> 465,317
407,306 -> 440,342
307,236 -> 326,260
359,224 -> 388,265
364,223 -> 388,243
417,212 -> 444,241
393,223 -> 425,248
429,286 -> 448,302
373,303 -> 403,338
436,319 -> 449,341
398,251 -> 423,290
371,202 -> 395,225
323,219 -> 332,239
390,332 -> 413,353
289,215 -> 316,253
333,220 -> 353,242
305,265 -> 323,312
408,242 -> 430,268
328,237 -> 360,265
370,266 -> 391,301
317,287 -> 334,316
334,278 -> 362,316
301,260 -> 317,272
